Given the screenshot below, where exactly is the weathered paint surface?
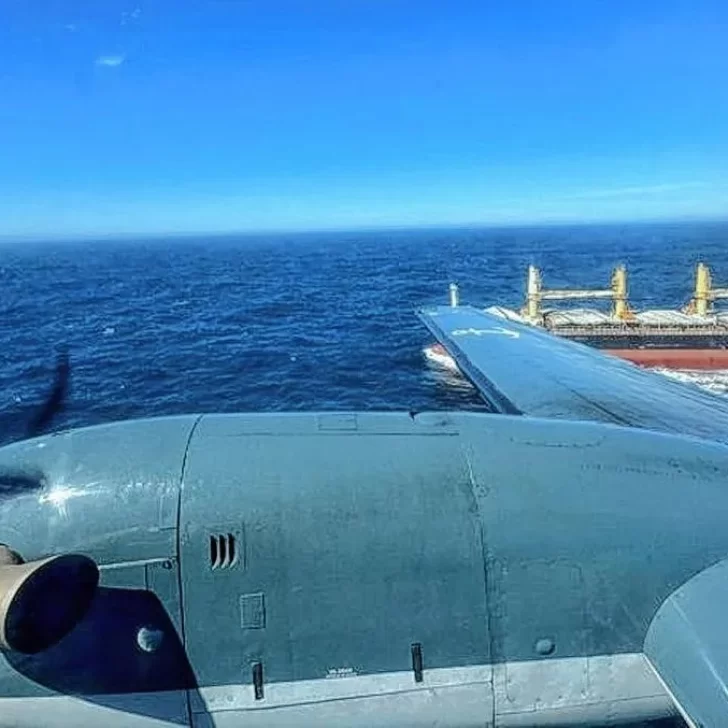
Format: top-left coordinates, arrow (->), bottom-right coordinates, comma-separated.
0,409 -> 726,725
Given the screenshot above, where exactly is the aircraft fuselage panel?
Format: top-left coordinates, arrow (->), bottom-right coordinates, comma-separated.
2,411 -> 726,725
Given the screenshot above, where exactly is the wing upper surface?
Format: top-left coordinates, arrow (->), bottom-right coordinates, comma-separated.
419,305 -> 728,444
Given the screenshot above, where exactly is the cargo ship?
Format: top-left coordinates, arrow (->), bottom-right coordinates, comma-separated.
425,263 -> 728,370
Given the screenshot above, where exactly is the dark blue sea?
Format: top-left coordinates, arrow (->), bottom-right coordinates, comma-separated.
2,220 -> 728,447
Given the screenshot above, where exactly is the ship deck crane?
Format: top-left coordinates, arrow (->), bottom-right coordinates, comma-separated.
687,262 -> 728,316
523,265 -> 632,323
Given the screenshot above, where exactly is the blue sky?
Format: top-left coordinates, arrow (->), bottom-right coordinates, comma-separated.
1,1 -> 727,237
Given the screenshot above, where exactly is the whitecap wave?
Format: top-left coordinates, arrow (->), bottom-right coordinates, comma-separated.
425,345 -> 728,399
653,368 -> 728,396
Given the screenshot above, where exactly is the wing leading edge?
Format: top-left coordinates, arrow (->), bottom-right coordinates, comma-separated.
645,557 -> 728,728
419,305 -> 728,444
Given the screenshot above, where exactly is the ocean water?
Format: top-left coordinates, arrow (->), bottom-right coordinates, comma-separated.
2,220 -> 728,445
3,221 -> 725,726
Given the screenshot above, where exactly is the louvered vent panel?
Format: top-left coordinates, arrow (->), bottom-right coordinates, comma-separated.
209,533 -> 237,569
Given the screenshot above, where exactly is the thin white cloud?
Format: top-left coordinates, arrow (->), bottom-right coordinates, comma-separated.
562,181 -> 708,201
64,23 -> 77,32
121,7 -> 142,25
95,54 -> 126,68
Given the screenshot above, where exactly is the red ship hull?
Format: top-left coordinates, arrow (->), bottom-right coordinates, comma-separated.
606,349 -> 728,369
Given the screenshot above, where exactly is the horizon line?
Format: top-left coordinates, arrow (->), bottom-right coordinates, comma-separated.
1,214 -> 727,245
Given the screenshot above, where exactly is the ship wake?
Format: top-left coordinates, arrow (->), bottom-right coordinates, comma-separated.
653,368 -> 728,396
424,344 -> 728,399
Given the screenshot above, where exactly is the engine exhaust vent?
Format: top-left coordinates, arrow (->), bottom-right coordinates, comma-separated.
209,533 -> 237,570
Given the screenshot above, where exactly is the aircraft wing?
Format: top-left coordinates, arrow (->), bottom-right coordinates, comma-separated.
419,305 -> 728,444
645,557 -> 728,728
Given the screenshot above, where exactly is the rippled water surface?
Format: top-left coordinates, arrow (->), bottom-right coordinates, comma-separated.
2,222 -> 728,445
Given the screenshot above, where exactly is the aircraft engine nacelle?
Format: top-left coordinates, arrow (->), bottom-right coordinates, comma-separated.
0,545 -> 99,654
